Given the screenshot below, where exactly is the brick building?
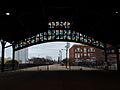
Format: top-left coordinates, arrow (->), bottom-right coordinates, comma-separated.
69,44 -> 105,65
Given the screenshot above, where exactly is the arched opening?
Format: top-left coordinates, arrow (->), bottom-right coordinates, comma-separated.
0,20 -> 118,72
11,41 -> 116,71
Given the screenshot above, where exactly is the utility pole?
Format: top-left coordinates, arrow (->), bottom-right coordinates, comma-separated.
66,47 -> 68,68
65,42 -> 70,69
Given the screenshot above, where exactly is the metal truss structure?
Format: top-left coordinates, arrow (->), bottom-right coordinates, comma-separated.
14,21 -> 105,51
106,47 -> 120,54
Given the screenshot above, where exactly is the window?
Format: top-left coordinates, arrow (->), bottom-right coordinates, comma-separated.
111,50 -> 115,53
90,53 -> 94,57
88,53 -> 90,57
77,48 -> 80,52
60,30 -> 63,35
84,48 -> 87,53
88,37 -> 92,44
75,48 -> 82,52
81,53 -> 83,57
48,22 -> 52,28
93,48 -> 95,52
80,34 -> 83,42
51,22 -> 55,28
75,53 -> 77,58
48,21 -> 71,29
90,48 -> 93,52
56,30 -> 59,36
56,22 -> 59,28
80,49 -> 82,52
36,34 -> 40,43
72,31 -> 76,40
75,49 -> 77,52
84,35 -> 87,43
48,36 -> 52,40
78,53 -> 80,58
119,49 -> 120,53
84,53 -> 87,57
76,32 -> 79,41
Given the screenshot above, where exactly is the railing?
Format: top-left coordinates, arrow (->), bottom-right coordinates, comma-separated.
0,63 -> 53,72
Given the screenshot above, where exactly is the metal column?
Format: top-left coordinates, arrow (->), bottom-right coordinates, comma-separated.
66,47 -> 68,68
12,44 -> 15,70
1,40 -> 6,72
104,44 -> 108,70
116,48 -> 120,72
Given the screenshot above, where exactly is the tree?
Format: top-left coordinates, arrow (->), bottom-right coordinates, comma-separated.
5,60 -> 19,65
62,58 -> 68,64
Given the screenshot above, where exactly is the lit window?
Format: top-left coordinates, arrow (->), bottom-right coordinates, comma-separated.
44,32 -> 47,36
36,34 -> 39,43
51,22 -> 55,28
48,22 -> 52,28
48,21 -> 70,29
64,30 -> 68,35
80,34 -> 83,42
76,32 -> 79,41
66,22 -> 70,28
44,36 -> 47,40
60,22 -> 63,27
64,35 -> 67,40
56,22 -> 59,27
60,35 -> 64,39
56,30 -> 59,35
52,36 -> 55,40
100,42 -> 104,48
88,37 -> 91,44
48,30 -> 52,35
48,36 -> 52,40
72,31 -> 76,40
68,30 -> 71,35
84,35 -> 88,43
51,30 -> 55,35
67,36 -> 71,40
63,22 -> 67,27
80,33 -> 82,36
60,30 -> 63,35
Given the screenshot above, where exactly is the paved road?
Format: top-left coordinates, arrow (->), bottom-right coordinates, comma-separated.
17,64 -> 100,71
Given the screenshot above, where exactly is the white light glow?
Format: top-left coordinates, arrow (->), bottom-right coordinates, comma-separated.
6,12 -> 10,15
115,11 -> 119,14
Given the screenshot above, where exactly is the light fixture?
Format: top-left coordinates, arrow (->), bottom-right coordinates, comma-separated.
6,12 -> 10,15
115,11 -> 119,14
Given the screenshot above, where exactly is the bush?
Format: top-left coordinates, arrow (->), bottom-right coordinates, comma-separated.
5,60 -> 19,65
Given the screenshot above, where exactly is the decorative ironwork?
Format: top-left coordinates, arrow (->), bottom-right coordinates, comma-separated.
15,21 -> 105,50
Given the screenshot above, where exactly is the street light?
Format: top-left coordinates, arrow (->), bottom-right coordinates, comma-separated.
65,42 -> 70,69
58,49 -> 65,64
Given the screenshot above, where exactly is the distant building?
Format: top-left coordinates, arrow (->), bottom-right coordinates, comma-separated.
46,56 -> 52,60
69,44 -> 105,64
15,48 -> 28,63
